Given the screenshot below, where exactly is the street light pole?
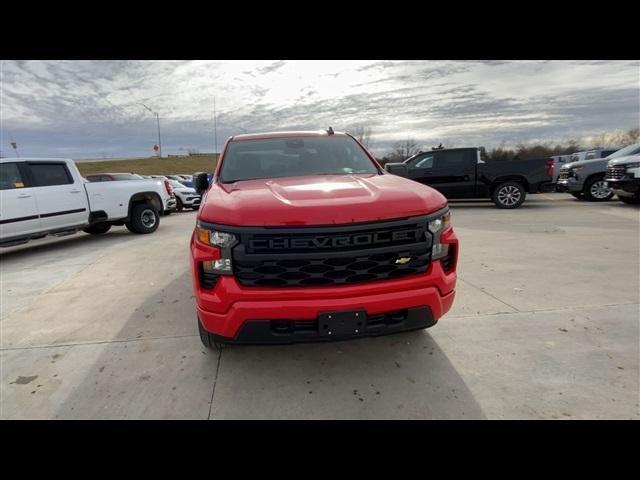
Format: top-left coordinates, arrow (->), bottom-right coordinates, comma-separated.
140,103 -> 162,158
155,112 -> 162,158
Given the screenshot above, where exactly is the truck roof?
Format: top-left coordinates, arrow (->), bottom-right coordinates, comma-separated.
230,130 -> 347,141
0,157 -> 72,163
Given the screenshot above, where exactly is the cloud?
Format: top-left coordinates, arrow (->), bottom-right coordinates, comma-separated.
0,60 -> 638,159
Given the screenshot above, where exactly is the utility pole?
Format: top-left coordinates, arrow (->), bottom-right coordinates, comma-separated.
139,103 -> 162,158
213,96 -> 218,156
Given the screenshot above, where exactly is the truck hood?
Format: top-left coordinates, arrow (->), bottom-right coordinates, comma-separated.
607,154 -> 640,166
562,157 -> 609,170
198,174 -> 448,226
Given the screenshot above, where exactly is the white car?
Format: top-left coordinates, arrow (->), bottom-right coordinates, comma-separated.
168,180 -> 201,211
0,158 -> 175,247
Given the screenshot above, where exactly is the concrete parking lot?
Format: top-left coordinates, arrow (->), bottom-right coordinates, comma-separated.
1,194 -> 638,419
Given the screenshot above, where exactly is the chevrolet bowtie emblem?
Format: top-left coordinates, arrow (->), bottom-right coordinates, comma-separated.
395,257 -> 411,265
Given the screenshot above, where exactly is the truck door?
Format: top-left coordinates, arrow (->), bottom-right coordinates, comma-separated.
425,149 -> 477,198
0,161 -> 41,240
405,152 -> 436,185
26,161 -> 89,231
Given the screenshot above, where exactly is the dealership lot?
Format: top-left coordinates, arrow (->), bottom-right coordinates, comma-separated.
1,194 -> 638,419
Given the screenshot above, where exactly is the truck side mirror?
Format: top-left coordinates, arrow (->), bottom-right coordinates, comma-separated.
384,163 -> 408,177
193,172 -> 210,195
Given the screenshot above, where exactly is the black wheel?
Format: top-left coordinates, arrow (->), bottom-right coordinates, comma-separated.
583,176 -> 613,202
83,222 -> 111,235
570,192 -> 583,199
125,203 -> 160,234
164,209 -> 172,216
492,181 -> 526,209
618,195 -> 640,205
175,197 -> 184,212
198,318 -> 227,350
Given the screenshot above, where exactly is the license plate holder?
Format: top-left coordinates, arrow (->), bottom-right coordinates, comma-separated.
317,309 -> 366,337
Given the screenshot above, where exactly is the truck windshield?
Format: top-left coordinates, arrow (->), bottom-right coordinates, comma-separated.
219,135 -> 379,183
606,143 -> 640,159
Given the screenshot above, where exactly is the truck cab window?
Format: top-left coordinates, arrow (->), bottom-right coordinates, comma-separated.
434,150 -> 473,168
0,163 -> 26,190
29,163 -> 73,187
407,154 -> 434,169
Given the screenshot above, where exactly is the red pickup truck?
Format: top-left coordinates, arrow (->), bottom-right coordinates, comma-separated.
190,130 -> 458,347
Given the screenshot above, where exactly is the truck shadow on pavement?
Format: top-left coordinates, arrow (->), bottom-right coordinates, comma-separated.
45,271 -> 484,420
47,271 -> 218,420
212,330 -> 486,420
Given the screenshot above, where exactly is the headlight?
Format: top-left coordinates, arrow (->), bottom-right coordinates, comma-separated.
428,211 -> 451,260
196,224 -> 237,274
428,211 -> 451,234
623,162 -> 640,173
196,226 -> 236,248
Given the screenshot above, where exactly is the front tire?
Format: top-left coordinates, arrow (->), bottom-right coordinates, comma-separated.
198,318 -> 227,350
83,222 -> 111,235
584,177 -> 613,202
125,203 -> 160,234
175,197 -> 184,212
618,195 -> 640,205
492,181 -> 526,209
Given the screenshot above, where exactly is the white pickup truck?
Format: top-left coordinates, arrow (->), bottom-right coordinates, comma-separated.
1,157 -> 175,247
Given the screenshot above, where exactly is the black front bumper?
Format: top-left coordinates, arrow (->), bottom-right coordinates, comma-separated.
606,179 -> 640,196
210,306 -> 436,345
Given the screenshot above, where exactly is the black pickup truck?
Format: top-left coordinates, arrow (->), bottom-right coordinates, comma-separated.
385,147 -> 554,208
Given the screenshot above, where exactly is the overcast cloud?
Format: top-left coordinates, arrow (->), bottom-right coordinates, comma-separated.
0,60 -> 638,159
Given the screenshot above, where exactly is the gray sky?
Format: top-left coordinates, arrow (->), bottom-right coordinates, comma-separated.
1,60 -> 638,159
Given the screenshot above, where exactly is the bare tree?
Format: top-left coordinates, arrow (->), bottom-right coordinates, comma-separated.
348,125 -> 373,149
388,138 -> 421,162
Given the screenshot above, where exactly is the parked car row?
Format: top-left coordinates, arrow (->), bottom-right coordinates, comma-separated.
556,143 -> 640,204
381,143 -> 640,207
0,158 -> 174,247
84,172 -> 201,212
384,147 -> 555,208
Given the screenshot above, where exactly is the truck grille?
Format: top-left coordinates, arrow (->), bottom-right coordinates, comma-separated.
605,165 -> 626,181
557,169 -> 570,181
229,215 -> 436,288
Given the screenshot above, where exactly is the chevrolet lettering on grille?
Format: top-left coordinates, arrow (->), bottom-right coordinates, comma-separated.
248,228 -> 421,251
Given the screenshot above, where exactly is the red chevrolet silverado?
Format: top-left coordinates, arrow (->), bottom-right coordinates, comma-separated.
190,130 -> 458,348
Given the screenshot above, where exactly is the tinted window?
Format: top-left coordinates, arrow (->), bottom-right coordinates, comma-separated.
85,175 -> 103,182
0,163 -> 26,190
219,136 -> 379,183
29,163 -> 73,187
434,150 -> 474,168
